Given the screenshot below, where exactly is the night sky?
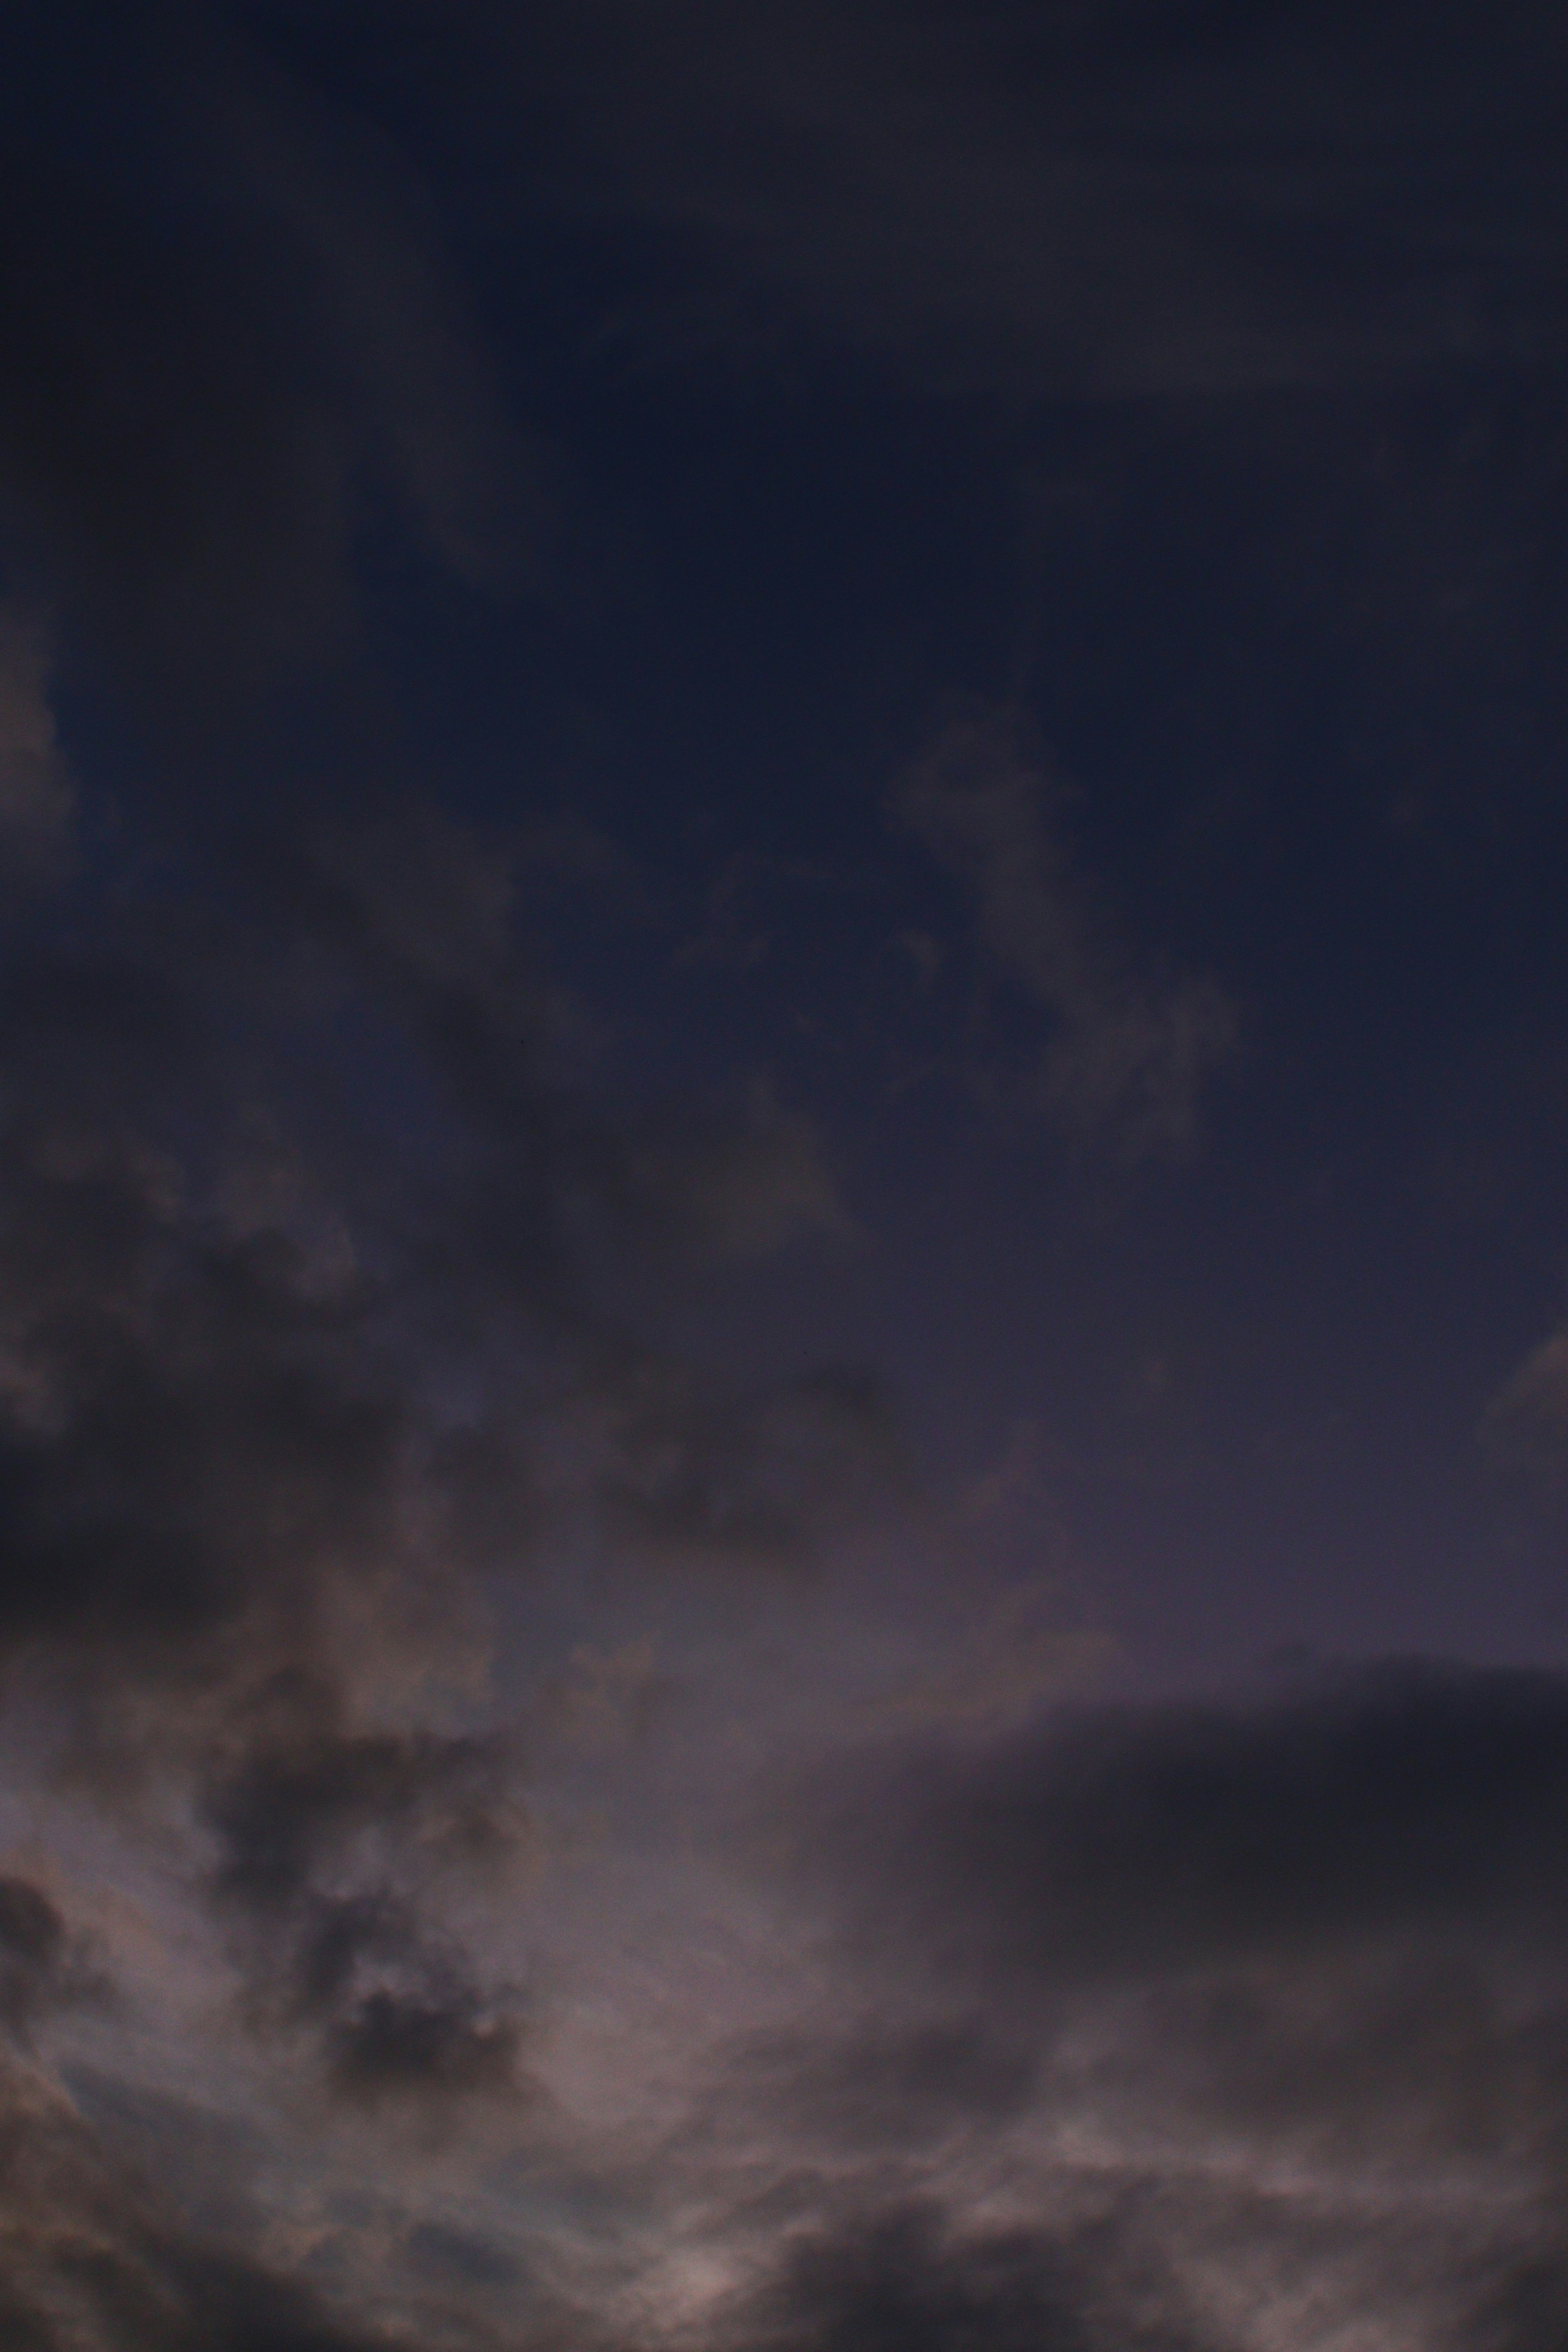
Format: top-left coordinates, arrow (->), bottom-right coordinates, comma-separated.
7,7 -> 1568,2348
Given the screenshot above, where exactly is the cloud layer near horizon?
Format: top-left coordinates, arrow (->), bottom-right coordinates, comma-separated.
17,1662 -> 1568,2350
680,1665 -> 1568,2352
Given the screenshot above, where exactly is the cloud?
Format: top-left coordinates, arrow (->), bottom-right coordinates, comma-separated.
0,858 -> 537,2124
898,714 -> 1238,1157
626,1082 -> 854,1262
857,1582 -> 1112,1737
199,1672 -> 532,2118
724,2198 -> 1169,2352
0,612 -> 73,882
0,5 -> 528,701
0,737 -> 905,2338
795,1663 -> 1568,1988
643,1665 -> 1568,2352
0,2053 -> 417,2352
13,16 -> 1555,2347
722,2019 -> 1038,2155
495,0 -> 1568,397
1482,1328 -> 1568,1491
0,1879 -> 102,2048
0,778 -> 891,2170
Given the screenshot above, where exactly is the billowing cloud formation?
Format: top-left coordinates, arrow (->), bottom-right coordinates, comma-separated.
690,1666 -> 1568,2352
201,1672 -> 529,2111
0,2054 -> 415,2352
721,2198 -> 1199,2352
0,768 -> 889,2201
899,714 -> 1238,1156
0,791 -> 893,2331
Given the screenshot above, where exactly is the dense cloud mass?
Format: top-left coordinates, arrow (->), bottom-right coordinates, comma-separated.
0,2054 -> 414,2352
627,1670 -> 1568,2352
799,1663 -> 1568,1973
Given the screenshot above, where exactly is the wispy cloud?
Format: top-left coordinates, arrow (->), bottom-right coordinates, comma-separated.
0,613 -> 74,884
1482,1327 -> 1568,1493
499,0 -> 1568,396
898,713 -> 1239,1159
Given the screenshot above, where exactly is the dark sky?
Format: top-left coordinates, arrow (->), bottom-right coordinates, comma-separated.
6,5 -> 1568,2348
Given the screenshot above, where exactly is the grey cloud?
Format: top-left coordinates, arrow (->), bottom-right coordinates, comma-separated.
475,1663 -> 1568,2352
899,714 -> 1238,1157
661,1665 -> 1568,2352
0,1079 -> 530,2116
203,1678 -> 524,1915
722,2196 -> 1198,2352
1466,2250 -> 1568,2352
0,2054 -> 416,2352
0,1879 -> 101,2047
314,1932 -> 524,2116
403,2216 -> 523,2292
794,1664 -> 1568,1990
200,1671 -> 530,2115
0,1880 -> 66,2041
722,2018 -> 1038,2154
0,787 -> 888,2133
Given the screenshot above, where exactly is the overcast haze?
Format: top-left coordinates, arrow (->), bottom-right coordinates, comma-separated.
5,6 -> 1568,2348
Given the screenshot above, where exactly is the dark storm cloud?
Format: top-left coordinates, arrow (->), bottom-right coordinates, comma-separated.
0,2052 -> 423,2352
722,2197 -> 1196,2352
791,1662 -> 1568,1996
200,1670 -> 529,2113
746,1666 -> 1568,2197
654,1669 -> 1568,2352
0,1880 -> 100,2048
